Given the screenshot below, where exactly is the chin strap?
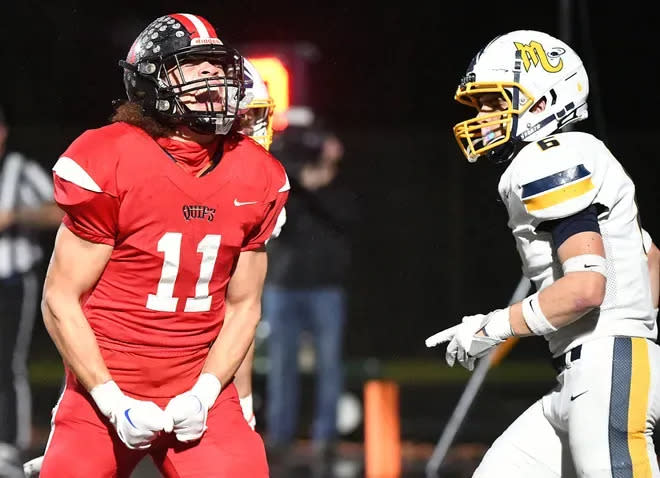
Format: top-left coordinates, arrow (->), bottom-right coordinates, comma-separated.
485,137 -> 524,164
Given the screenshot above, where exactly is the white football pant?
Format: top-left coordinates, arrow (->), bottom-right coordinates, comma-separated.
473,336 -> 660,478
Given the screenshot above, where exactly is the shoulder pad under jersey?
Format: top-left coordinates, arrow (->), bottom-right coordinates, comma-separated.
509,132 -> 608,221
52,124 -> 125,196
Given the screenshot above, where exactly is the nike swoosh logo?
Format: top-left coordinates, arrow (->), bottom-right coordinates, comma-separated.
584,264 -> 599,268
570,390 -> 588,401
124,408 -> 137,427
234,199 -> 258,206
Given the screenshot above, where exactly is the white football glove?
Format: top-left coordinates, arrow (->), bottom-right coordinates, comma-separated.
90,380 -> 173,449
165,373 -> 222,443
240,394 -> 256,431
23,455 -> 43,477
426,308 -> 511,371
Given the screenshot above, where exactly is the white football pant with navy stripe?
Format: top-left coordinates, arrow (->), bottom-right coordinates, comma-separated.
473,336 -> 660,478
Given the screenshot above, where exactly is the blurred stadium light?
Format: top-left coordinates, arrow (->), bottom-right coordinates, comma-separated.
240,41 -> 320,130
246,56 -> 291,131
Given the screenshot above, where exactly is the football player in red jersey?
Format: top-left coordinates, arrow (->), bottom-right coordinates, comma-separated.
38,13 -> 287,478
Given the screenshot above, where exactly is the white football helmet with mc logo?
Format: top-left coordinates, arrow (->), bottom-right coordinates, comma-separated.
453,30 -> 589,163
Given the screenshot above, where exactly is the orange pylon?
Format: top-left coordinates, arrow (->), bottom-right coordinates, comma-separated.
364,380 -> 401,478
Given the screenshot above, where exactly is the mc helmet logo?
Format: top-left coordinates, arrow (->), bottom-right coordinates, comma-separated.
514,41 -> 564,73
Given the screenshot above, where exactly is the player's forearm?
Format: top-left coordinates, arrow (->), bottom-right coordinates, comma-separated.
234,340 -> 255,398
509,272 -> 605,336
202,304 -> 260,388
14,203 -> 64,228
42,290 -> 112,390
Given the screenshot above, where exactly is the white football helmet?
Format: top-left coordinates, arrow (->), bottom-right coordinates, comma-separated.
240,58 -> 275,150
453,30 -> 589,163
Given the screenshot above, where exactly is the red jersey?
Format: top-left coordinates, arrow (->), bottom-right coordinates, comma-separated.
52,122 -> 289,402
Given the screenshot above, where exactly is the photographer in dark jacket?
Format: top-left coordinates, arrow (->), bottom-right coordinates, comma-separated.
264,119 -> 358,464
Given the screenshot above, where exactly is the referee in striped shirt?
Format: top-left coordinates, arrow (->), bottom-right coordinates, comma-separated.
0,106 -> 63,477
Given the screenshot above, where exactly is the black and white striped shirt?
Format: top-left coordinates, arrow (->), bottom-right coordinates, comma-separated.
0,151 -> 54,278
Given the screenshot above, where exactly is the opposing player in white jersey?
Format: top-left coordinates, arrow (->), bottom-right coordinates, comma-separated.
426,30 -> 660,477
233,57 -> 281,433
239,58 -> 285,247
239,58 -> 276,151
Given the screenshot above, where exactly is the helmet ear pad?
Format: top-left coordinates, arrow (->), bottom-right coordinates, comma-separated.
123,67 -> 155,105
122,64 -> 182,122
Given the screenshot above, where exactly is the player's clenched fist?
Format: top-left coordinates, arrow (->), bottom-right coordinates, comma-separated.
90,380 -> 173,449
165,373 -> 222,443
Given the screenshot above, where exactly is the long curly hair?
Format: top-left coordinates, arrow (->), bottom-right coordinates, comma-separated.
110,101 -> 243,147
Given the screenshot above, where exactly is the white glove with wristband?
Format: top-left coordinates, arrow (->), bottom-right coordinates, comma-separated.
23,455 -> 43,477
90,380 -> 173,449
165,373 -> 222,442
426,308 -> 513,371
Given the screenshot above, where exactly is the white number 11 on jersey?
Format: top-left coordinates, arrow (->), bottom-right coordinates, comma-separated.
146,232 -> 221,313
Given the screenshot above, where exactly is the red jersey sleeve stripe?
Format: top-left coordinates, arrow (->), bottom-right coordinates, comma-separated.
53,157 -> 103,193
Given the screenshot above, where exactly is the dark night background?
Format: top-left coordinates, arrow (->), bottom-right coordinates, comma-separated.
3,2 -> 660,473
1,1 -> 658,366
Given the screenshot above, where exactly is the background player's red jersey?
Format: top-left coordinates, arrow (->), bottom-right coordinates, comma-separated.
52,122 -> 288,403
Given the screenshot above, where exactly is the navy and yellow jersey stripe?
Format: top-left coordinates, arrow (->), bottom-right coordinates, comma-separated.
609,337 -> 653,478
521,164 -> 595,212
